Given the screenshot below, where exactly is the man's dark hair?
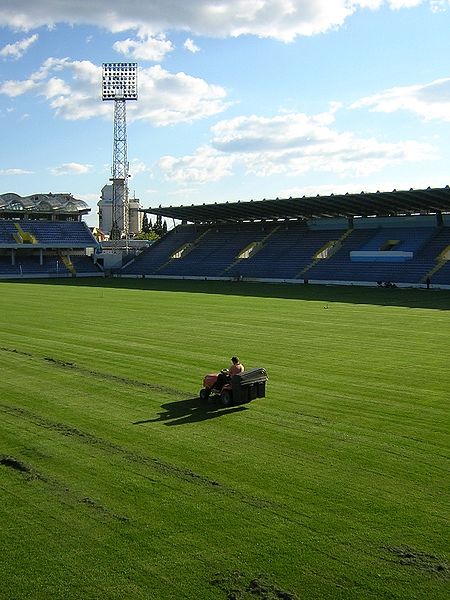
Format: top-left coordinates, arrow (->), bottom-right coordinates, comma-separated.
231,356 -> 239,364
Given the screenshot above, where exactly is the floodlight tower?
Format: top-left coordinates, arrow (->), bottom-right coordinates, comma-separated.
102,62 -> 138,239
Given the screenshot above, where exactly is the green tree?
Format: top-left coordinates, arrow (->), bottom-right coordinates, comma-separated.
135,231 -> 160,241
154,214 -> 163,237
141,213 -> 150,234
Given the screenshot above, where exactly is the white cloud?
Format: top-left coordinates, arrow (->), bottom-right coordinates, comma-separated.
0,78 -> 38,97
49,162 -> 93,176
158,145 -> 235,183
135,65 -> 231,125
113,34 -> 173,61
129,158 -> 150,176
0,57 -> 101,116
184,38 -> 200,53
158,109 -> 437,183
387,0 -> 423,7
42,77 -> 71,98
0,167 -> 33,175
211,112 -> 339,153
0,1 -> 440,42
430,1 -> 449,12
0,34 -> 38,59
351,77 -> 450,121
0,59 -> 230,124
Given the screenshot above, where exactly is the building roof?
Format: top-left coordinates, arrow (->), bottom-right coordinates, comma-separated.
144,186 -> 450,224
0,192 -> 90,216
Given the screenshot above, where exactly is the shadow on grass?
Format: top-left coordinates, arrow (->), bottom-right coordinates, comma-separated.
3,276 -> 450,310
133,395 -> 248,426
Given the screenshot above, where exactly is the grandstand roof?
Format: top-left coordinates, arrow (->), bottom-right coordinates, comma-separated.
144,186 -> 450,224
0,192 -> 90,217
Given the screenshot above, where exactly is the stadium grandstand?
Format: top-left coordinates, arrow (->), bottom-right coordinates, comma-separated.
123,186 -> 450,288
0,193 -> 102,279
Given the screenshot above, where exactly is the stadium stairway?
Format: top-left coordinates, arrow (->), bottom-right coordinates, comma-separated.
157,225 -> 273,277
431,258 -> 450,284
304,228 -> 380,282
297,227 -> 354,279
305,226 -> 450,284
422,257 -> 448,282
13,223 -> 38,244
221,224 -> 282,276
61,255 -> 76,275
155,227 -> 212,273
226,224 -> 350,280
121,226 -> 200,275
419,228 -> 450,284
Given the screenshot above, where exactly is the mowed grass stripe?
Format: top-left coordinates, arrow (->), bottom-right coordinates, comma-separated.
0,280 -> 448,599
0,384 -> 377,599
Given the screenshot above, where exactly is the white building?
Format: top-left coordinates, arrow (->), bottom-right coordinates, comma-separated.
97,184 -> 142,237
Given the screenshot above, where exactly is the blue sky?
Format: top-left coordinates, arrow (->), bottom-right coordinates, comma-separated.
1,0 -> 450,226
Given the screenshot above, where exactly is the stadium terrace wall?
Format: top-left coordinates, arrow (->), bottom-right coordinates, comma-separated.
0,220 -> 103,280
119,216 -> 450,289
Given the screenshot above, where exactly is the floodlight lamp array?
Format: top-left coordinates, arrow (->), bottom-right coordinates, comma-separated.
102,62 -> 137,101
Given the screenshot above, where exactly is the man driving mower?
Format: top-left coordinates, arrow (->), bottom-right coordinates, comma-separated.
200,357 -> 267,407
199,357 -> 244,405
214,356 -> 244,390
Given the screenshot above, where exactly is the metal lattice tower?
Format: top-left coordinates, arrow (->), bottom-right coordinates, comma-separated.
102,63 -> 138,240
112,99 -> 128,239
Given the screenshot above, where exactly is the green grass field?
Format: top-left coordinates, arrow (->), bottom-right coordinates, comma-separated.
0,279 -> 448,600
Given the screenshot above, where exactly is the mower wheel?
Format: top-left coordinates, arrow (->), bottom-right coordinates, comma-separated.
199,388 -> 210,401
220,390 -> 233,407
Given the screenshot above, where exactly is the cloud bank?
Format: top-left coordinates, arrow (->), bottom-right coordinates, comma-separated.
351,78 -> 450,122
0,167 -> 33,175
0,58 -> 230,125
113,34 -> 173,61
0,34 -> 38,59
49,162 -> 93,176
158,109 -> 437,183
0,1 -> 442,42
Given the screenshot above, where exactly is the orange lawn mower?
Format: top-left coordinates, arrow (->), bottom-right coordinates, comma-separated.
199,367 -> 268,407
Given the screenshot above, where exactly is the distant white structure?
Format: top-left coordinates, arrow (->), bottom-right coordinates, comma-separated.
98,184 -> 142,237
